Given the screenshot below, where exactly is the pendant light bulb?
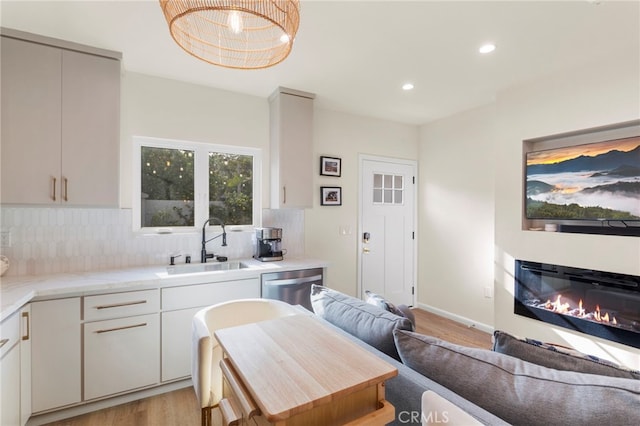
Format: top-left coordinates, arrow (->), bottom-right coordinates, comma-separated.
228,10 -> 243,34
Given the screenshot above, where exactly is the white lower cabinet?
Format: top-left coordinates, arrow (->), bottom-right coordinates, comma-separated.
161,278 -> 260,382
1,311 -> 21,426
10,275 -> 267,421
161,307 -> 201,382
1,341 -> 20,426
31,298 -> 82,413
84,313 -> 160,400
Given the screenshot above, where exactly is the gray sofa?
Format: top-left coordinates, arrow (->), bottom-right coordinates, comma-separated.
310,285 -> 640,426
310,285 -> 508,425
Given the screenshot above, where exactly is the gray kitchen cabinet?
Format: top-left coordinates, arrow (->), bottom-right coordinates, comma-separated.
269,87 -> 315,209
161,278 -> 260,381
31,298 -> 82,413
0,30 -> 120,206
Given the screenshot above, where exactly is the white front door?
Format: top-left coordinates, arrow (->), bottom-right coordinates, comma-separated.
359,156 -> 416,306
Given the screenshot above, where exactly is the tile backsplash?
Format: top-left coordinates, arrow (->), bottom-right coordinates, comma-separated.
0,207 -> 304,277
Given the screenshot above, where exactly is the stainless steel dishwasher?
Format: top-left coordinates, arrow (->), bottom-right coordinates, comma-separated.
261,268 -> 324,311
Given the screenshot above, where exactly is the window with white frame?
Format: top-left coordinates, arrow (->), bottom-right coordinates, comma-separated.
133,137 -> 261,231
372,173 -> 404,205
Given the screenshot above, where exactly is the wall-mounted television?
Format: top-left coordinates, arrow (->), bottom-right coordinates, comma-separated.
525,136 -> 640,222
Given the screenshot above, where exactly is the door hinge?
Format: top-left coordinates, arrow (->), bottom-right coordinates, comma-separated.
412,176 -> 415,184
412,231 -> 415,239
412,286 -> 415,295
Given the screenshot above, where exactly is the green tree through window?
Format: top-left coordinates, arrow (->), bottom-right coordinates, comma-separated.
139,141 -> 257,229
141,147 -> 195,227
209,152 -> 253,225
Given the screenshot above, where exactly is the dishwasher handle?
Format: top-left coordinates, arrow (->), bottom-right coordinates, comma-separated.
263,274 -> 322,286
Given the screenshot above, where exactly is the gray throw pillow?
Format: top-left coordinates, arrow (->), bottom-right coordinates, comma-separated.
394,329 -> 640,425
310,285 -> 413,361
364,289 -> 416,329
493,330 -> 640,380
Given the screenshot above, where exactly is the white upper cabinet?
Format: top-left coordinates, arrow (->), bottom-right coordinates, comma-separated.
269,87 -> 315,209
0,30 -> 121,206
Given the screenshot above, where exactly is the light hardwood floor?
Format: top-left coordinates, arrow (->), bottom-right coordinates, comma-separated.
412,309 -> 492,349
44,308 -> 491,426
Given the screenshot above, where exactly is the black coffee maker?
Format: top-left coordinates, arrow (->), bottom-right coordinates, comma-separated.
253,228 -> 283,261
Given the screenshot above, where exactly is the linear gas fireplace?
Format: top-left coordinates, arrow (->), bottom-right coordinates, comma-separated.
514,260 -> 640,349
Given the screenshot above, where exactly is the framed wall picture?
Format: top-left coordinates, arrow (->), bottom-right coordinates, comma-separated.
320,156 -> 341,177
320,186 -> 342,206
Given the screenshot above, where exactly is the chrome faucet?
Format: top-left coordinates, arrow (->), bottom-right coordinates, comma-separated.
201,218 -> 227,263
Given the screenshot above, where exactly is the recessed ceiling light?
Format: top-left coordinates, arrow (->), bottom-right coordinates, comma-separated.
402,83 -> 414,91
479,43 -> 496,54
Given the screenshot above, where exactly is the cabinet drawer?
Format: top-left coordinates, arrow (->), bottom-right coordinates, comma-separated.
84,313 -> 160,400
162,278 -> 260,311
0,311 -> 20,358
84,289 -> 159,321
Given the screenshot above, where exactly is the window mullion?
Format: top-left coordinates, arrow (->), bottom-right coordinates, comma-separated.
194,145 -> 209,227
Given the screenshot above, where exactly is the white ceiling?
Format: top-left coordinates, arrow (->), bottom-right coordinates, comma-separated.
2,1 -> 639,125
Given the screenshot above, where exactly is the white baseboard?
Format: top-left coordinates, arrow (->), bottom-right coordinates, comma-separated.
416,303 -> 494,335
26,379 -> 192,426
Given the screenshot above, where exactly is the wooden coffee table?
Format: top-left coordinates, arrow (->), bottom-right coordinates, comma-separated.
214,314 -> 397,425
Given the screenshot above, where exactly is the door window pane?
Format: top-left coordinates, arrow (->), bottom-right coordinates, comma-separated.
374,173 -> 383,188
373,189 -> 382,203
394,175 -> 404,189
384,189 -> 393,203
141,147 -> 195,227
384,174 -> 393,189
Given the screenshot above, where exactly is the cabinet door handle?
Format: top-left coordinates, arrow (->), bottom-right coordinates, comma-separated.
22,311 -> 30,341
52,177 -> 57,201
95,322 -> 147,334
63,177 -> 68,202
283,186 -> 286,204
0,338 -> 8,348
95,300 -> 147,310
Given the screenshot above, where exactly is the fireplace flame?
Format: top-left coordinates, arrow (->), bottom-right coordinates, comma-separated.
545,294 -> 571,314
543,296 -> 618,325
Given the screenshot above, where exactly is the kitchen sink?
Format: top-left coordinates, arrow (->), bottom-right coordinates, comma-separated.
166,261 -> 250,275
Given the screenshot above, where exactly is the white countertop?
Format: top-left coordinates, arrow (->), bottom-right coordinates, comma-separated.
0,257 -> 328,321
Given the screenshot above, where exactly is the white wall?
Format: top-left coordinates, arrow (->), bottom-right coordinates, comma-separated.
120,72 -> 270,210
494,56 -> 640,369
119,72 -> 421,296
305,109 -> 419,296
418,104 -> 496,330
419,53 -> 639,368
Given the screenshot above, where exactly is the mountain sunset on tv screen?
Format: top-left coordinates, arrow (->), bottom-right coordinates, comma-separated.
526,136 -> 640,221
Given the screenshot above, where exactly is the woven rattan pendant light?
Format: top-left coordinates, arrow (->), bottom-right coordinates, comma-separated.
159,0 -> 300,69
